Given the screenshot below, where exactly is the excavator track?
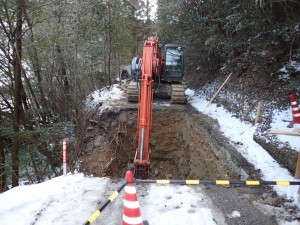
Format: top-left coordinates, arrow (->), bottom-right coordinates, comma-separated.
171,84 -> 186,104
127,81 -> 138,103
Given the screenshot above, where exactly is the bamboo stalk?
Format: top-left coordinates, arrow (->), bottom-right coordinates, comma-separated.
206,73 -> 232,107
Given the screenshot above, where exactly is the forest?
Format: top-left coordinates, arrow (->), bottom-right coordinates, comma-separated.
0,0 -> 299,190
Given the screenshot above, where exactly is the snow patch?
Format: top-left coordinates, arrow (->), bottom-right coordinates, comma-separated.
185,88 -> 195,98
228,210 -> 241,218
85,84 -> 124,114
270,108 -> 300,151
277,60 -> 300,81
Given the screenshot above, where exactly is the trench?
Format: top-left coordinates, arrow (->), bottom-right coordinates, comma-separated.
80,104 -> 255,180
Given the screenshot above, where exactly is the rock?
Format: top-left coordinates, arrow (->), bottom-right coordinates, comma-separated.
166,174 -> 172,178
87,126 -> 94,132
283,214 -> 293,222
262,192 -> 272,200
273,197 -> 285,207
150,139 -> 157,146
154,168 -> 159,176
84,141 -> 94,154
293,212 -> 300,219
127,163 -> 134,170
94,135 -> 105,148
262,198 -> 273,206
287,122 -> 293,128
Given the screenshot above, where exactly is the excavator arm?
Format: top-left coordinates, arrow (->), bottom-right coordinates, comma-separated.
133,36 -> 162,179
130,36 -> 184,179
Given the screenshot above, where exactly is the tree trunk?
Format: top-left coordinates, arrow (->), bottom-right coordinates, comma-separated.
107,3 -> 112,86
12,0 -> 25,187
0,109 -> 5,191
24,12 -> 50,122
29,150 -> 41,183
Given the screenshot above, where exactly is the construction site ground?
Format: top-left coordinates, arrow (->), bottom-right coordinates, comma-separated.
78,93 -> 300,224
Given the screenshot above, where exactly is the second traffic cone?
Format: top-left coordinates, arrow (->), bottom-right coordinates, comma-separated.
122,171 -> 143,225
289,93 -> 300,125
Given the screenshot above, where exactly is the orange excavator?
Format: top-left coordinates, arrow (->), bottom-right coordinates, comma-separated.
129,36 -> 185,179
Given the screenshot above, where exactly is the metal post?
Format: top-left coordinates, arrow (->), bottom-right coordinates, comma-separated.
63,139 -> 67,175
140,128 -> 145,161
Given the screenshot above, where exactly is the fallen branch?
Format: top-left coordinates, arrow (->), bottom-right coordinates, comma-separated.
268,130 -> 300,136
206,73 -> 232,107
88,119 -> 108,133
254,100 -> 262,125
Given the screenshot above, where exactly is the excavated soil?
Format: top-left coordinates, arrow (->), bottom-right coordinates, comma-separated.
79,103 -> 257,180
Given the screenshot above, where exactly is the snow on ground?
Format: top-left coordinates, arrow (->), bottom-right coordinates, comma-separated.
1,84 -> 300,225
0,173 -> 111,225
185,88 -> 300,203
140,185 -> 224,225
0,172 -> 224,225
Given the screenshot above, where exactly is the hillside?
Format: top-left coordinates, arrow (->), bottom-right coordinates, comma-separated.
185,32 -> 300,175
188,37 -> 300,223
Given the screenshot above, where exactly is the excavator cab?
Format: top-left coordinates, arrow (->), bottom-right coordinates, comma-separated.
163,44 -> 184,82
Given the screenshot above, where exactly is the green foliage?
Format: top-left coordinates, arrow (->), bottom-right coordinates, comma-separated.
157,0 -> 299,74
0,0 -> 151,185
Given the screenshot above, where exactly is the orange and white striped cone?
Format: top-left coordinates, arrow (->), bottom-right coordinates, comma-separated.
289,93 -> 300,125
122,171 -> 143,225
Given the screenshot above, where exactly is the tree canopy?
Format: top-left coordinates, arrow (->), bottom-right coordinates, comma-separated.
0,0 -> 154,188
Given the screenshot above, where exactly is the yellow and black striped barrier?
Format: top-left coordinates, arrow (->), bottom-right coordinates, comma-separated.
82,182 -> 127,225
134,179 -> 300,186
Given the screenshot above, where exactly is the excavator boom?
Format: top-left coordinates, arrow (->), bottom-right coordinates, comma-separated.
131,36 -> 184,179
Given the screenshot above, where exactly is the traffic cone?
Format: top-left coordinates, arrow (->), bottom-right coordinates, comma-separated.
289,93 -> 300,125
122,171 -> 143,225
